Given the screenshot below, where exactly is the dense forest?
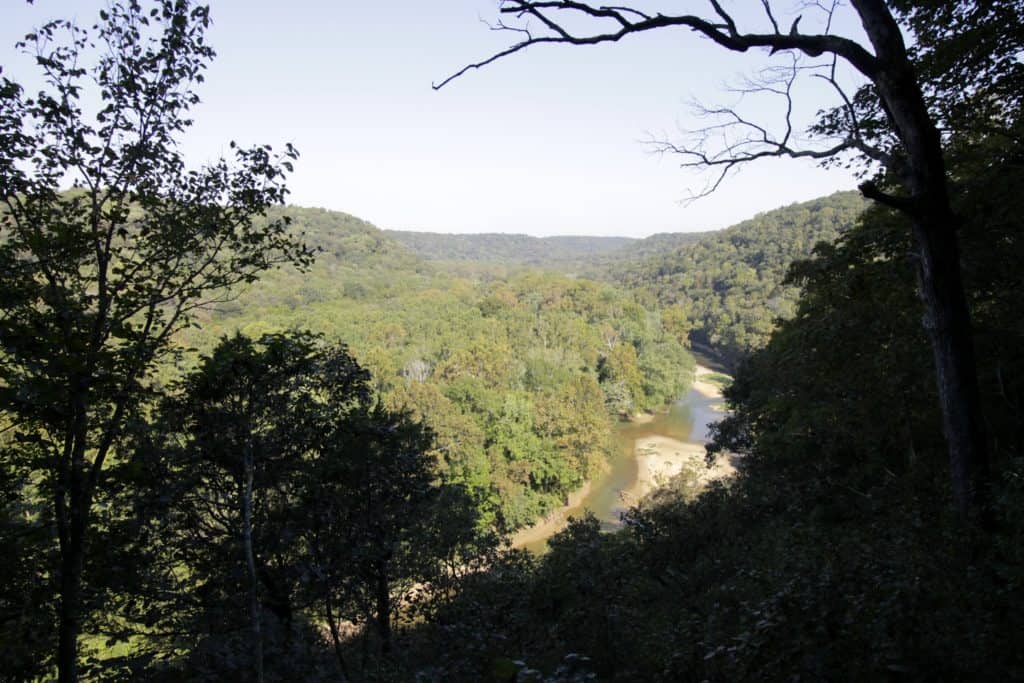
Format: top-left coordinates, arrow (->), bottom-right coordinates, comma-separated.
386,192 -> 867,368
185,204 -> 699,531
2,1 -> 1023,682
383,229 -> 716,271
610,192 -> 867,363
382,230 -> 633,268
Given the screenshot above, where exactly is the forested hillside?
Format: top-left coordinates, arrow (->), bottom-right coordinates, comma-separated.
386,193 -> 867,367
414,170 -> 1024,680
384,230 -> 633,267
612,191 -> 867,363
598,229 -> 715,265
384,228 -> 718,270
185,205 -> 695,531
5,2 -> 1023,682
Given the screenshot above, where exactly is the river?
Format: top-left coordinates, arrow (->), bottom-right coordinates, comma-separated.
513,365 -> 729,553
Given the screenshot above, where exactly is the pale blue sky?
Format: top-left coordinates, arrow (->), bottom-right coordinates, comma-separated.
2,1 -> 868,236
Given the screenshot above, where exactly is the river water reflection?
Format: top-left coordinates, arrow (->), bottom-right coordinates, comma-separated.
520,385 -> 725,553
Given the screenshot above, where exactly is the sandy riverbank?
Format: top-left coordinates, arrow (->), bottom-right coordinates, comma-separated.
625,434 -> 737,502
509,480 -> 593,549
692,363 -> 726,399
511,363 -> 733,549
627,364 -> 735,500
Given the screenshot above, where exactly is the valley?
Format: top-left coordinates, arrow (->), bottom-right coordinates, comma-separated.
176,193 -> 859,536
5,3 -> 1022,679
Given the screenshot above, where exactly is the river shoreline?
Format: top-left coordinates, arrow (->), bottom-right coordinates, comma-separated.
511,363 -> 731,550
624,364 -> 734,503
508,480 -> 594,549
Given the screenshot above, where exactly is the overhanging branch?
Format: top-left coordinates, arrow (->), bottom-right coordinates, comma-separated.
434,0 -> 879,90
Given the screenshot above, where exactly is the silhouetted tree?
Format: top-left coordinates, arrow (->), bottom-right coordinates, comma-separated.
297,404 -> 483,669
0,2 -> 312,679
145,333 -> 368,681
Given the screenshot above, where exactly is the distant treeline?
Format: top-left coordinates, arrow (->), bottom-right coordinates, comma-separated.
388,192 -> 868,367
384,230 -> 635,267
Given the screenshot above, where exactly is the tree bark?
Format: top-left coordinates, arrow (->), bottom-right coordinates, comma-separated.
910,213 -> 990,521
852,0 -> 991,522
57,513 -> 85,683
375,565 -> 392,656
242,444 -> 264,683
56,392 -> 91,683
324,598 -> 351,682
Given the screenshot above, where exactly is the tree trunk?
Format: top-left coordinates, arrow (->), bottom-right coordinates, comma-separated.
853,0 -> 991,523
324,598 -> 351,682
375,566 -> 392,656
242,445 -> 264,683
911,213 -> 990,521
57,399 -> 91,683
57,516 -> 85,683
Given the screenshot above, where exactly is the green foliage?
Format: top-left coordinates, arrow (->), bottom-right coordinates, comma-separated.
394,6 -> 1024,676
0,451 -> 55,679
406,190 -> 1024,680
4,0 -> 1022,679
109,333 -> 367,678
181,208 -> 695,532
449,119 -> 1024,678
0,3 -> 313,679
340,193 -> 866,375
599,343 -> 643,413
611,191 -> 867,364
103,332 -> 488,680
384,228 -> 717,273
384,230 -> 634,268
296,402 -> 485,668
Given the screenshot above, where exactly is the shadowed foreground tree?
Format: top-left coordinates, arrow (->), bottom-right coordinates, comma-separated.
0,2 -> 312,680
135,333 -> 369,681
436,0 -> 1024,525
117,332 -> 486,680
297,405 -> 484,670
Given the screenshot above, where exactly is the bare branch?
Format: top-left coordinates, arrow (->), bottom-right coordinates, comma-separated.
601,6 -> 651,22
799,0 -> 844,35
760,0 -> 781,34
708,0 -> 739,36
811,70 -> 894,168
439,2 -> 891,205
434,1 -> 879,90
644,55 -> 866,202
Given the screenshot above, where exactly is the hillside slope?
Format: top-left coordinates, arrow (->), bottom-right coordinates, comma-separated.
610,191 -> 868,364
267,193 -> 867,369
384,228 -> 721,271
188,205 -> 696,531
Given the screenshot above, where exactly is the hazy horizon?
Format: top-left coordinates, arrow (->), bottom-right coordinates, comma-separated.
300,186 -> 857,240
3,1 -> 865,238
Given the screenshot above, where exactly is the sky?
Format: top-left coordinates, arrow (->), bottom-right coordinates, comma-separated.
2,1 -> 869,237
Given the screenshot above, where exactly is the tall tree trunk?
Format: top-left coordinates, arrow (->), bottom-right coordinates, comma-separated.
911,213 -> 990,521
57,397 -> 91,683
57,514 -> 85,683
853,0 -> 991,523
324,597 -> 351,682
375,566 -> 392,656
242,445 -> 264,683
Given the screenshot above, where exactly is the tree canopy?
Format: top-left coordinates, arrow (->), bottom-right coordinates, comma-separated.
4,0 -> 1023,680
0,2 -> 310,679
